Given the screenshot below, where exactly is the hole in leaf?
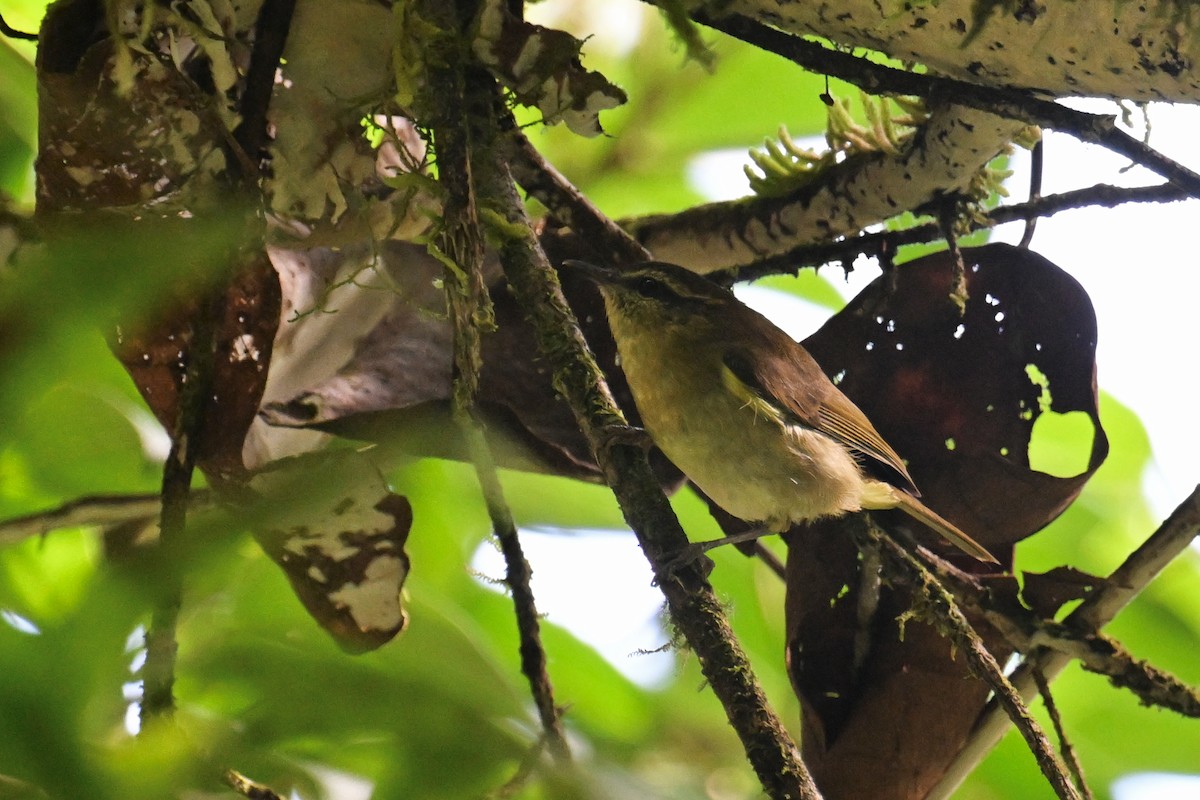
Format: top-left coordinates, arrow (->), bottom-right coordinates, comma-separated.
1028,410 -> 1095,478
1025,362 -> 1054,413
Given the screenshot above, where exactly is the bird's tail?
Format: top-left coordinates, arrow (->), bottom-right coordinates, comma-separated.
863,482 -> 998,564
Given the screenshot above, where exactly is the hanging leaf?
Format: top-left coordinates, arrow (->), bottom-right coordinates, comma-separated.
248,451 -> 412,653
1022,565 -> 1107,618
785,243 -> 1106,798
471,0 -> 627,136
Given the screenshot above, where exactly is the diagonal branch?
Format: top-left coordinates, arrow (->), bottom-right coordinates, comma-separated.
927,484 -> 1200,799
1032,670 -> 1094,800
986,615 -> 1200,718
462,60 -> 824,798
856,520 -> 1082,800
694,12 -> 1200,197
502,123 -> 650,266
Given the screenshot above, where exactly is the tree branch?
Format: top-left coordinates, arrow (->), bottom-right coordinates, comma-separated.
724,181 -> 1187,283
141,0 -> 297,728
1032,670 -> 1094,800
1077,641 -> 1200,718
141,289 -> 220,726
694,12 -> 1200,197
627,103 -> 1022,271
463,60 -> 824,796
928,484 -> 1200,799
857,523 -> 1200,722
432,21 -> 572,761
489,165 -> 822,800
501,124 -> 650,265
856,520 -> 1082,800
986,614 -> 1200,718
0,494 -> 166,546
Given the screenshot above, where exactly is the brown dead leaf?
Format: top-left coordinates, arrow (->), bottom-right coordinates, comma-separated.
787,243 -> 1105,798
803,243 -> 1108,565
1022,565 -> 1107,618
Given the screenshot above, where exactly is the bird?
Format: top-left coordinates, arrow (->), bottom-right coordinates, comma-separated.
563,259 -> 997,564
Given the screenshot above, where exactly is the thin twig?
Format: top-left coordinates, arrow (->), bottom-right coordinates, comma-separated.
462,416 -> 572,761
140,0 -> 296,729
431,0 -> 571,765
141,280 -> 224,726
928,484 -> 1200,799
752,541 -> 786,580
223,769 -> 286,800
986,614 -> 1200,718
1076,643 -> 1200,717
501,124 -> 650,265
692,12 -> 1200,197
488,736 -> 549,799
0,494 -> 164,546
0,12 -> 37,40
891,536 -> 1200,720
724,181 -> 1186,284
858,520 -> 1082,800
938,200 -> 969,311
1033,669 -> 1095,800
1018,139 -> 1044,249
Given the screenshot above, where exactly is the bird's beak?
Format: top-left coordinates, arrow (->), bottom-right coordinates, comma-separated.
560,259 -> 620,286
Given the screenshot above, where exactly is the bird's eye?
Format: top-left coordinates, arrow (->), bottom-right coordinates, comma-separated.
633,276 -> 674,301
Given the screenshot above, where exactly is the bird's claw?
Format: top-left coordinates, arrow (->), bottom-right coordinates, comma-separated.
658,542 -> 716,582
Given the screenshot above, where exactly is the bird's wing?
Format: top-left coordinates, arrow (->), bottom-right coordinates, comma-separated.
721,346 -> 919,493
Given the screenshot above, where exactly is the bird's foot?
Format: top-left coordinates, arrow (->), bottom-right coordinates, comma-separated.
658,543 -> 716,582
660,529 -> 776,580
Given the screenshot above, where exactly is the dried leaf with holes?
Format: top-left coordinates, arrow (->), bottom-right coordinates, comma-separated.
785,243 -> 1106,799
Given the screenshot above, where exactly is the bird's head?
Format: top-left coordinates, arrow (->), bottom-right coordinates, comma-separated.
562,260 -> 732,333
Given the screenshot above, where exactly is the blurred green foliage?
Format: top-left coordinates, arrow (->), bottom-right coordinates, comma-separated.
1,2 -> 1198,799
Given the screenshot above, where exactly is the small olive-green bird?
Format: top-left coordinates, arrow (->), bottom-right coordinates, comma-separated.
565,259 -> 996,564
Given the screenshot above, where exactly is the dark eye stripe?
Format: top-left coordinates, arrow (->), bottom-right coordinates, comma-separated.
633,276 -> 675,300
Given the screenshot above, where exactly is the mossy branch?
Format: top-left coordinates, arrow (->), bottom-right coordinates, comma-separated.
854,518 -> 1082,800
928,484 -> 1200,799
423,0 -> 571,766
459,54 -> 824,800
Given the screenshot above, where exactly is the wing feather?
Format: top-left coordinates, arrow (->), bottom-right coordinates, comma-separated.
722,330 -> 918,493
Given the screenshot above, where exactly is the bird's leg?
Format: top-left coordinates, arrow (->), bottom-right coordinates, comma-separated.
661,527 -> 774,577
693,527 -> 774,553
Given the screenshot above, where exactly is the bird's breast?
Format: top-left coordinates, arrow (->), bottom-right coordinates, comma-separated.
617,333 -> 866,529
